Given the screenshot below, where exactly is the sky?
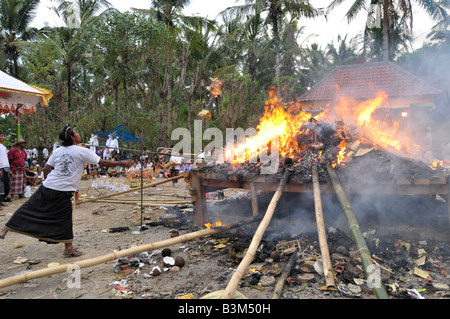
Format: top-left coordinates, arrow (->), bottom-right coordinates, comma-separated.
31,0 -> 436,49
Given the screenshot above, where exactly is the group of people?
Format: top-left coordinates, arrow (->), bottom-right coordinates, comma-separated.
84,148 -> 198,187
0,126 -> 205,258
0,135 -> 51,205
0,135 -> 30,204
0,126 -> 131,257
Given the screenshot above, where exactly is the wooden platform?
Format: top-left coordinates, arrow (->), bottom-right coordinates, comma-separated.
186,170 -> 450,227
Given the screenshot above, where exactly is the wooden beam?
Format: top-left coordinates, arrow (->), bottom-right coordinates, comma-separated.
250,182 -> 259,216
190,170 -> 208,226
197,176 -> 447,195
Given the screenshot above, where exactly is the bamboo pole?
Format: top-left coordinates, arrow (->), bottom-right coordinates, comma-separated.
220,170 -> 290,299
100,198 -> 189,203
0,216 -> 262,290
95,200 -> 189,207
326,164 -> 389,299
312,163 -> 335,287
75,175 -> 184,205
271,251 -> 297,299
447,176 -> 450,229
250,182 -> 259,216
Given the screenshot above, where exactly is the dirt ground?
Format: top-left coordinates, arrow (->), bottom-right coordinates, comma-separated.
0,175 -> 448,301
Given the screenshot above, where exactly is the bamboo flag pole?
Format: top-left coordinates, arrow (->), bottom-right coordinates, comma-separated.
0,216 -> 262,290
312,163 -> 335,288
75,175 -> 184,205
220,170 -> 290,299
326,164 -> 389,299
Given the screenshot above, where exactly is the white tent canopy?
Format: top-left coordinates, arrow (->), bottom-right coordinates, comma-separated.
0,70 -> 51,115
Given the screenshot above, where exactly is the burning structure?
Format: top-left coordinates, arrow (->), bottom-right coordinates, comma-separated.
186,61 -> 449,229
184,61 -> 449,298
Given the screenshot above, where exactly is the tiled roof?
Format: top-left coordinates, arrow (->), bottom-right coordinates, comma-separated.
298,61 -> 441,102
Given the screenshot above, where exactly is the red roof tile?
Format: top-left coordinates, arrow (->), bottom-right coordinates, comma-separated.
299,61 -> 441,102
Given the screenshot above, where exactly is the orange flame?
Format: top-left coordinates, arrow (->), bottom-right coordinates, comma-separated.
429,159 -> 450,169
232,87 -> 321,163
229,87 -> 442,168
204,220 -> 223,228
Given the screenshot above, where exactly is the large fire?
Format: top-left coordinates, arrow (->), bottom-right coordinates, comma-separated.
229,87 -> 446,168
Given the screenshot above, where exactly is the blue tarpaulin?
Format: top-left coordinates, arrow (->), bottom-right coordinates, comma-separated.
96,125 -> 140,143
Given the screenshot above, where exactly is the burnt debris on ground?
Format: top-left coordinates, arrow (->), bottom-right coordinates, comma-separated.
106,208 -> 449,299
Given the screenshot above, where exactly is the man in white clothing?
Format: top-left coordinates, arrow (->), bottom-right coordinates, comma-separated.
42,146 -> 49,162
0,132 -> 11,204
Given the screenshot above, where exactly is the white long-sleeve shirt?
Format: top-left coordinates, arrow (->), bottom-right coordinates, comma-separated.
0,144 -> 9,169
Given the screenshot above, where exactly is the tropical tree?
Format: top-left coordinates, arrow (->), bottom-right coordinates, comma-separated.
326,34 -> 360,65
80,11 -> 174,147
50,0 -> 116,115
326,0 -> 448,61
133,0 -> 218,138
0,0 -> 40,78
221,0 -> 322,95
425,0 -> 450,46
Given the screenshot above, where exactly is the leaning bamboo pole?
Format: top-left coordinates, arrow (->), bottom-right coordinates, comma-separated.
0,216 -> 262,290
220,170 -> 290,299
326,164 -> 389,299
312,163 -> 335,287
75,175 -> 184,205
447,176 -> 450,230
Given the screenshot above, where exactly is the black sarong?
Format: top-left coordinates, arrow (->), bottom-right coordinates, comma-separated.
5,185 -> 74,243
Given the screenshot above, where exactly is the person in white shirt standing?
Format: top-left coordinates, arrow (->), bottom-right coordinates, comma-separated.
31,146 -> 38,162
0,132 -> 11,205
0,125 -> 131,258
42,146 -> 49,162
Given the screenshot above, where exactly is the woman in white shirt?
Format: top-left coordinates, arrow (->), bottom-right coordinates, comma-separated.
0,126 -> 131,258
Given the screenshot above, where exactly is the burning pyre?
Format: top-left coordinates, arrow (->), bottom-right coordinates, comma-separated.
199,88 -> 449,182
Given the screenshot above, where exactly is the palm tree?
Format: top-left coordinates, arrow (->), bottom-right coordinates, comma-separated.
326,34 -> 360,65
134,0 -> 218,139
426,0 -> 450,46
327,0 -> 447,61
51,0 -> 115,113
221,0 -> 322,94
0,0 -> 40,78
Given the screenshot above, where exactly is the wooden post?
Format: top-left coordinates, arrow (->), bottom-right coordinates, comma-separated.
312,163 -> 335,287
250,182 -> 259,216
271,251 -> 297,299
326,164 -> 389,299
0,216 -> 261,290
220,170 -> 290,299
190,171 -> 208,226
